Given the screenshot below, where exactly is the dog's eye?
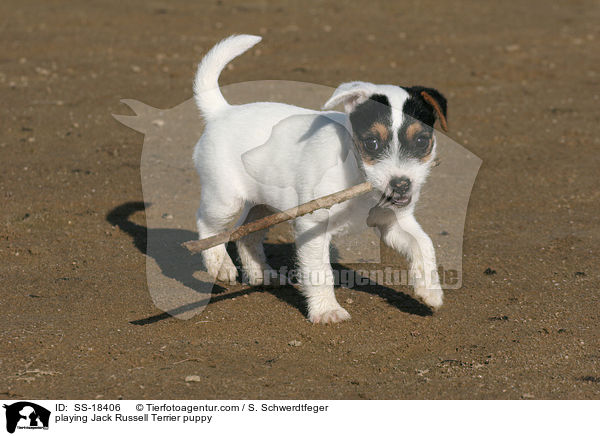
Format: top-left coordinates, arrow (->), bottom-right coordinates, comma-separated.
415,135 -> 430,148
364,138 -> 379,152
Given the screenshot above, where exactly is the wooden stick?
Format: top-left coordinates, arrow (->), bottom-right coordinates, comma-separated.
182,182 -> 373,253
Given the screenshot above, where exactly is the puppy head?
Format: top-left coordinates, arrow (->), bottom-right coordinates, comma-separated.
323,82 -> 447,209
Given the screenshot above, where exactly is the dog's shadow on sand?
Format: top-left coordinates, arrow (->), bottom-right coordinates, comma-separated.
106,202 -> 432,325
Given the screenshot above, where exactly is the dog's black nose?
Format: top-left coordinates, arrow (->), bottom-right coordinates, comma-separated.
389,177 -> 411,195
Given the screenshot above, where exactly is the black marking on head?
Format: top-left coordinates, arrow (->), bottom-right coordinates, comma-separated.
401,86 -> 447,128
349,94 -> 392,164
398,118 -> 434,160
399,86 -> 447,160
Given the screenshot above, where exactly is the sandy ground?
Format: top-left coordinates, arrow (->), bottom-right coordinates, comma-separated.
1,0 -> 599,399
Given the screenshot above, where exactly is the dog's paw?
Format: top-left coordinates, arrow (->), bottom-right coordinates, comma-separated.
217,265 -> 238,285
309,307 -> 351,324
203,248 -> 238,284
242,263 -> 277,287
415,285 -> 443,311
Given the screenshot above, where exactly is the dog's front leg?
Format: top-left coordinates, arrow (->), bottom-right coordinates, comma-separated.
295,217 -> 350,323
377,211 -> 443,310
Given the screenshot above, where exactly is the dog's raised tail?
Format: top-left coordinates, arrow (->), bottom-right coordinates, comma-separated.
193,34 -> 262,118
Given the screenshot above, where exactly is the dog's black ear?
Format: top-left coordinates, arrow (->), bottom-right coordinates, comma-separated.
406,86 -> 448,131
323,81 -> 377,113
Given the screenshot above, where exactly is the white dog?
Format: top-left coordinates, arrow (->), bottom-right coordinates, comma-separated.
193,35 -> 447,323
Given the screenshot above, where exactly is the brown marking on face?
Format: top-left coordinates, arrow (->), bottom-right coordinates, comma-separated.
420,136 -> 435,162
360,154 -> 376,165
354,137 -> 377,165
354,121 -> 391,166
401,121 -> 434,160
369,122 -> 389,142
405,122 -> 423,142
350,95 -> 393,166
421,149 -> 434,163
401,120 -> 435,161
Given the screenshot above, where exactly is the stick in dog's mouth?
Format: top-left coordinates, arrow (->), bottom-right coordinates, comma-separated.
183,181 -> 374,253
183,158 -> 441,253
377,189 -> 412,208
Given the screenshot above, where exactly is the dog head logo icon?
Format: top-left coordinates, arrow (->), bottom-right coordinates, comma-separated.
3,402 -> 50,434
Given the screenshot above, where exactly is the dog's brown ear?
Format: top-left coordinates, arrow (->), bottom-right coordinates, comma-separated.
323,81 -> 377,113
420,90 -> 448,132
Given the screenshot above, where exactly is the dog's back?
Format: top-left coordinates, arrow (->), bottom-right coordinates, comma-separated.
193,34 -> 358,208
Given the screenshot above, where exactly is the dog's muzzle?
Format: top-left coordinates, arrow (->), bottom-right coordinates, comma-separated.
387,176 -> 412,207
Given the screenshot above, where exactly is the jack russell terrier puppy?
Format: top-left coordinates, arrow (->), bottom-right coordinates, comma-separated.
193,34 -> 447,323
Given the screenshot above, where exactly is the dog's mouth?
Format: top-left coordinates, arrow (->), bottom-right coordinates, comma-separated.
391,193 -> 411,207
378,190 -> 412,208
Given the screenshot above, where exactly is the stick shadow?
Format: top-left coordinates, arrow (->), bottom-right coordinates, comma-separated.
106,202 -> 431,325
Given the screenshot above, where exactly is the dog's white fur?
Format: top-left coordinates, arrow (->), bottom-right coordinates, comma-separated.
193,35 -> 443,323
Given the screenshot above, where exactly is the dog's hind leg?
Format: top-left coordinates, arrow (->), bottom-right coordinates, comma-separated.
196,195 -> 243,285
236,204 -> 275,286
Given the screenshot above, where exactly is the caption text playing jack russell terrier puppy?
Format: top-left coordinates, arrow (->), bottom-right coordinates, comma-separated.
193,35 -> 448,323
